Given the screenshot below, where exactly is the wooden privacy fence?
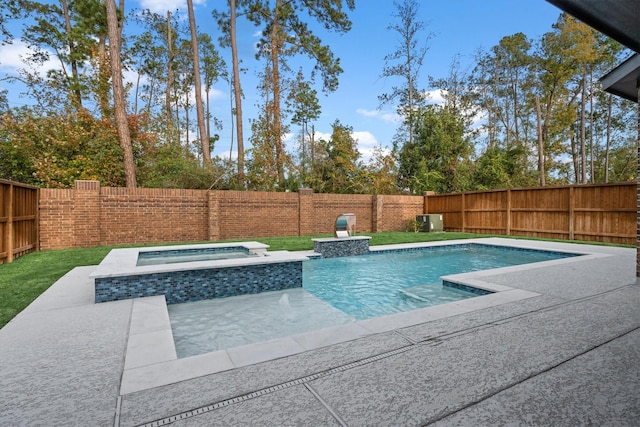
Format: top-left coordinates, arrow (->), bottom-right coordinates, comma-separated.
425,182 -> 636,245
0,180 -> 39,264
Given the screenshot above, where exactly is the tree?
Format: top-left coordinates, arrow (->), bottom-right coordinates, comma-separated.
290,70 -> 321,186
309,120 -> 361,193
247,0 -> 354,188
229,0 -> 245,186
14,0 -> 106,110
472,33 -> 536,186
379,0 -> 431,149
362,147 -> 399,194
165,11 -> 175,139
0,107 -> 134,187
398,104 -> 473,194
213,0 -> 247,186
199,33 -> 225,164
104,0 -> 136,187
186,0 -> 210,168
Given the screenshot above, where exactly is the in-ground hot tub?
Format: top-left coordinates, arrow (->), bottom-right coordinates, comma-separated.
90,242 -> 308,304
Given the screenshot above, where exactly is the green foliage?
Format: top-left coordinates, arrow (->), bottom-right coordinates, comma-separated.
2,5 -> 637,193
1,108 -> 126,187
308,119 -> 363,193
137,143 -> 212,189
471,145 -> 541,190
398,104 -> 473,194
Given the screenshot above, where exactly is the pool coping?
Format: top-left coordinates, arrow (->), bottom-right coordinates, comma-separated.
119,237 -> 611,395
89,241 -> 293,280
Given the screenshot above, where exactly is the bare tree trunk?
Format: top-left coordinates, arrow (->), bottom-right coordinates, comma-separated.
104,0 -> 136,187
536,96 -> 545,186
589,70 -> 594,183
60,0 -> 82,108
271,0 -> 285,188
571,131 -> 579,183
580,70 -> 587,184
185,92 -> 190,151
97,34 -> 111,119
134,68 -> 140,114
166,11 -> 173,139
230,0 -> 245,186
229,81 -> 234,161
604,93 -> 612,183
310,123 -> 315,170
186,0 -> 211,168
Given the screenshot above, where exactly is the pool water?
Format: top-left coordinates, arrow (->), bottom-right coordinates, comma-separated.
303,244 -> 574,319
169,243 -> 577,357
169,288 -> 356,358
136,250 -> 255,266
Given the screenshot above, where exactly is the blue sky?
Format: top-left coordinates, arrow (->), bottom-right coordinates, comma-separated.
1,0 -> 565,162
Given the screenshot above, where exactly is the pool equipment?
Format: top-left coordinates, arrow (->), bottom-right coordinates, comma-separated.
416,214 -> 444,232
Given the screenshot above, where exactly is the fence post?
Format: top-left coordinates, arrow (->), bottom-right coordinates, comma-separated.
461,193 -> 466,232
7,183 -> 13,263
34,188 -> 40,252
506,189 -> 512,236
423,191 -> 435,214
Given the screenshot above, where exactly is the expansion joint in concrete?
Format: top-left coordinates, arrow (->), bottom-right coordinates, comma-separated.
421,324 -> 640,426
134,343 -> 420,426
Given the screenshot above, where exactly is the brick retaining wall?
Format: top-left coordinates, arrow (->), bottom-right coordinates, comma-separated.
39,181 -> 425,250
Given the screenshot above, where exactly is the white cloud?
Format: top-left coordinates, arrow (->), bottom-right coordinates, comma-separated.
356,108 -> 400,124
352,131 -> 379,162
352,131 -> 378,149
208,87 -> 226,101
314,131 -> 332,141
314,128 -> 381,162
356,108 -> 379,118
136,0 -> 205,13
0,40 -> 62,74
424,89 -> 446,105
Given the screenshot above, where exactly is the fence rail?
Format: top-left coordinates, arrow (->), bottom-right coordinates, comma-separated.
425,182 -> 636,245
0,180 -> 39,263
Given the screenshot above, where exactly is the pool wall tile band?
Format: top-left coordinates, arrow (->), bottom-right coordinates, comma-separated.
442,280 -> 493,295
138,246 -> 251,260
95,261 -> 303,304
313,238 -> 370,258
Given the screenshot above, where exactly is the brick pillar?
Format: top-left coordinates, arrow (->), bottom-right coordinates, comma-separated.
73,180 -> 101,247
372,195 -> 384,232
208,190 -> 220,241
298,188 -> 313,236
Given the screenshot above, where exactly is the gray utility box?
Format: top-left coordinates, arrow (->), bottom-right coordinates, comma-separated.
416,214 -> 443,232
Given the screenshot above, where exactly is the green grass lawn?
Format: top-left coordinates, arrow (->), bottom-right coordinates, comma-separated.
0,231 -> 630,329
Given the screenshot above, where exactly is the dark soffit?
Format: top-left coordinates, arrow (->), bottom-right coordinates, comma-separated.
600,54 -> 640,102
546,0 -> 640,102
546,0 -> 640,53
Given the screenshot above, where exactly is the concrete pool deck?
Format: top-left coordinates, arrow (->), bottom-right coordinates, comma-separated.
1,238 -> 639,426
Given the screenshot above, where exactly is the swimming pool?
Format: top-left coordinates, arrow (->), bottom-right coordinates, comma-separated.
169,243 -> 578,357
303,243 -> 574,319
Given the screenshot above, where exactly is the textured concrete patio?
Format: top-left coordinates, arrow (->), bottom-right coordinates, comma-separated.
1,238 -> 638,426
